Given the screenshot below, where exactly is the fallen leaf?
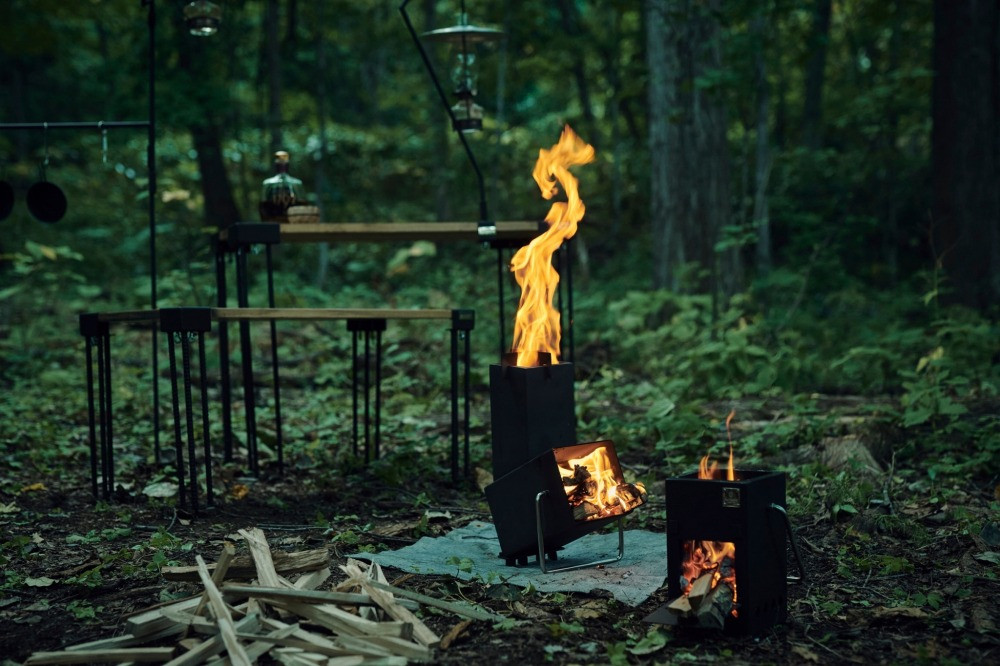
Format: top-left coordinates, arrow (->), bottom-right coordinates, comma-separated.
791,645 -> 821,663
142,481 -> 178,498
31,533 -> 44,545
475,467 -> 493,493
974,551 -> 1000,565
628,629 -> 668,656
24,577 -> 56,587
874,606 -> 928,619
228,484 -> 249,500
0,502 -> 18,514
980,521 -> 1000,547
970,605 -> 997,633
439,619 -> 472,649
572,599 -> 606,620
19,483 -> 46,493
424,510 -> 452,522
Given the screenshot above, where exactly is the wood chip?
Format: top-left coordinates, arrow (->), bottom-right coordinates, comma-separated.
194,554 -> 251,666
160,549 -> 329,582
25,648 -> 176,664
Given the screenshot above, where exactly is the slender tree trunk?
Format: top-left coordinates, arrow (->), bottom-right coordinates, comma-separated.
752,12 -> 772,275
646,0 -> 680,290
177,25 -> 242,228
802,0 -> 831,150
883,0 -> 902,284
931,0 -> 1000,309
266,0 -> 283,154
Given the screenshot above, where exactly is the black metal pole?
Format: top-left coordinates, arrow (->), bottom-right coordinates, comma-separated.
102,331 -> 115,497
0,121 -> 150,130
265,245 -> 283,475
197,331 -> 214,507
463,329 -> 471,478
352,330 -> 358,458
215,241 -> 233,462
147,0 -> 161,468
450,327 -> 459,482
375,327 -> 382,461
167,333 -> 186,510
364,330 -> 371,463
496,248 -> 505,357
85,339 -> 98,500
96,333 -> 109,500
181,334 -> 199,513
566,239 -> 575,363
235,247 -> 258,475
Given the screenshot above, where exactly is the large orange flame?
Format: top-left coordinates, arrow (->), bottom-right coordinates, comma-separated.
510,125 -> 595,367
557,445 -> 646,521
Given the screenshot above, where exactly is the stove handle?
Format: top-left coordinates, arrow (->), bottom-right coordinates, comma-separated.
769,503 -> 806,584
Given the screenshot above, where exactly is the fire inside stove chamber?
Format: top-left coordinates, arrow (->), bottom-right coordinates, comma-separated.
555,444 -> 646,521
675,412 -> 739,620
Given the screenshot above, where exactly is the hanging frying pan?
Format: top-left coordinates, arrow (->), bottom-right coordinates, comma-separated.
26,177 -> 67,224
0,179 -> 13,221
26,128 -> 66,223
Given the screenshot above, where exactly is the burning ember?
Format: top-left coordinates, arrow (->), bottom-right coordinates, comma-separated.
674,412 -> 739,624
510,125 -> 594,367
557,445 -> 646,521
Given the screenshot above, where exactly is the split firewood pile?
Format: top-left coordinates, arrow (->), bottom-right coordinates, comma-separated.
664,570 -> 735,630
24,527 -> 502,665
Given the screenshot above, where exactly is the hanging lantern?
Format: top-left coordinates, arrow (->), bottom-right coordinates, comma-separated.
422,7 -> 502,133
184,1 -> 222,37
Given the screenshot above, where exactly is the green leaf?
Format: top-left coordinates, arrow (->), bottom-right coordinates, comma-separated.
628,629 -> 669,656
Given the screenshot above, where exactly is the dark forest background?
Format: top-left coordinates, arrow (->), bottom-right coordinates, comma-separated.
0,0 -> 997,462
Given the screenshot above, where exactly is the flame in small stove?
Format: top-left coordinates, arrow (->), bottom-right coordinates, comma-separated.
510,125 -> 595,367
558,445 -> 646,521
683,411 -> 739,617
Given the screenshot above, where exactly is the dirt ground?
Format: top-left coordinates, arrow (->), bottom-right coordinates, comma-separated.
1,431 -> 998,666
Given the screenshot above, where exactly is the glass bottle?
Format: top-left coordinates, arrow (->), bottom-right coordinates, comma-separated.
259,150 -> 303,221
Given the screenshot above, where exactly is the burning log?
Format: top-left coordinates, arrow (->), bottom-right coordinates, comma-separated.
663,579 -> 736,630
695,583 -> 735,631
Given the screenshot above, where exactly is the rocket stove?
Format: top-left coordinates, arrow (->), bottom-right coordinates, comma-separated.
485,353 -> 646,571
645,468 -> 806,635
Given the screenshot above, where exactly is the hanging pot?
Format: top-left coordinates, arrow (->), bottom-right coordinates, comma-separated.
26,176 -> 66,224
0,180 -> 13,221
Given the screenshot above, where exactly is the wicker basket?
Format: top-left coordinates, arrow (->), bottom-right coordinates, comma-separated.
286,205 -> 320,224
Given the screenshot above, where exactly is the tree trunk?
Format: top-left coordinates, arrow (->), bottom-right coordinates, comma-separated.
646,0 -> 681,290
752,12 -> 773,276
802,0 -> 832,150
931,0 -> 1000,309
266,0 -> 283,155
647,0 -> 738,294
177,30 -> 242,228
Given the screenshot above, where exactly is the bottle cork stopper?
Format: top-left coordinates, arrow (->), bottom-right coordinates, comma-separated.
274,151 -> 290,163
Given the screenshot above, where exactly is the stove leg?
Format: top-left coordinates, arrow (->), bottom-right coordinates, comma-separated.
534,491 -> 626,574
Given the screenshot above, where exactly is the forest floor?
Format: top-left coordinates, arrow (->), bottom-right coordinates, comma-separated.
1,379 -> 999,664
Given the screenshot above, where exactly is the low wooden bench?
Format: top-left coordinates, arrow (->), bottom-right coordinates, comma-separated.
79,306 -> 474,513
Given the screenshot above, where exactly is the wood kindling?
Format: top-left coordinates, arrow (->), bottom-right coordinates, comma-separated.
25,528 -> 502,664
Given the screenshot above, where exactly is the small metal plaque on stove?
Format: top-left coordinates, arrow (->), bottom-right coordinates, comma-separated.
722,487 -> 740,508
